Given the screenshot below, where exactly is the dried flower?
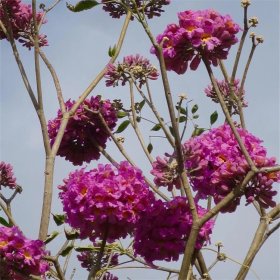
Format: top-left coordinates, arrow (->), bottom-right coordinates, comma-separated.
134,197 -> 214,263
0,161 -> 17,189
101,0 -> 170,20
0,0 -> 48,49
59,161 -> 155,242
204,79 -> 247,115
48,96 -> 117,166
105,54 -> 159,88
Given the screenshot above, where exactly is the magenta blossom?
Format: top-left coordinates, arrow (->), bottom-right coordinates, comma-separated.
204,79 -> 247,114
0,226 -> 49,279
184,124 -> 279,212
134,197 -> 214,263
101,0 -> 170,20
59,161 -> 155,242
152,9 -> 240,74
105,54 -> 159,88
0,161 -> 17,189
0,0 -> 48,49
48,96 -> 117,166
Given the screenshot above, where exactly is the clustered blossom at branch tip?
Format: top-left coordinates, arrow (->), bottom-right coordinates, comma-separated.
133,197 -> 214,263
101,0 -> 171,20
204,79 -> 248,115
77,250 -> 119,279
151,124 -> 279,212
0,161 -> 17,189
0,0 -> 48,49
48,96 -> 117,166
59,161 -> 156,242
151,9 -> 240,74
184,124 -> 279,212
105,54 -> 159,88
0,226 -> 49,280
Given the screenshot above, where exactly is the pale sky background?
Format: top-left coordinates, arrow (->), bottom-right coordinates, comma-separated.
0,0 -> 279,279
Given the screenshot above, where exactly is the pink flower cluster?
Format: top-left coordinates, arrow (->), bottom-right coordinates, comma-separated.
0,226 -> 49,279
48,96 -> 117,166
101,0 -> 170,20
0,161 -> 17,189
105,54 -> 159,88
184,124 -> 279,212
151,9 -> 240,74
0,0 -> 48,49
59,161 -> 155,242
204,79 -> 247,115
134,197 -> 214,263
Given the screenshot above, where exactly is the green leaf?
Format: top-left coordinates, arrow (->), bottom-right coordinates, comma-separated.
115,120 -> 130,133
147,143 -> 153,154
175,106 -> 187,115
0,217 -> 10,227
74,245 -> 95,252
108,45 -> 117,57
191,104 -> 199,114
151,123 -> 161,131
179,116 -> 187,123
66,0 -> 99,12
44,231 -> 59,244
117,111 -> 127,118
64,228 -> 80,240
191,127 -> 206,137
210,111 -> 218,125
192,114 -> 199,119
169,126 -> 175,137
60,245 -> 74,257
139,100 -> 146,111
52,213 -> 66,226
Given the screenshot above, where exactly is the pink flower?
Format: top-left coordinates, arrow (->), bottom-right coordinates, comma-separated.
48,96 -> 117,166
184,124 -> 279,212
0,161 -> 17,189
204,79 -> 247,114
59,161 -> 155,242
152,9 -> 240,74
0,226 -> 49,279
101,0 -> 170,20
105,54 -> 159,88
134,197 -> 214,263
0,0 -> 48,49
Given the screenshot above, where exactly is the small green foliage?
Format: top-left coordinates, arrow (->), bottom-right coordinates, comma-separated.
151,123 -> 161,131
179,116 -> 187,123
176,105 -> 187,115
60,245 -> 74,257
169,126 -> 175,137
191,104 -> 199,114
52,213 -> 66,226
192,114 -> 199,119
115,120 -> 130,133
74,245 -> 95,252
147,143 -> 153,153
0,217 -> 10,227
138,99 -> 146,111
44,231 -> 60,244
210,111 -> 218,125
117,111 -> 127,118
66,0 -> 99,12
108,45 -> 117,57
64,228 -> 80,240
191,127 -> 206,137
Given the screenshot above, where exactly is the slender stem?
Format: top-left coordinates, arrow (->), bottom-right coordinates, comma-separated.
45,256 -> 66,280
0,199 -> 17,226
129,80 -> 154,164
196,251 -> 211,279
260,221 -> 280,246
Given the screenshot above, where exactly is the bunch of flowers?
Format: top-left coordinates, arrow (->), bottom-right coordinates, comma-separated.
59,161 -> 155,242
0,161 -> 17,189
151,9 -> 240,74
150,155 -> 180,191
134,197 -> 214,263
105,54 -> 159,88
101,0 -> 170,20
0,0 -> 48,49
204,79 -> 248,114
48,96 -> 117,166
0,226 -> 49,279
184,124 -> 279,212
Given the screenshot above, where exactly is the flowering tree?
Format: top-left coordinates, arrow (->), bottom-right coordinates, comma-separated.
0,0 -> 279,279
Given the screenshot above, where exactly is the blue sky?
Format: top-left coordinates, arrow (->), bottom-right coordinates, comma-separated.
1,0 -> 279,279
